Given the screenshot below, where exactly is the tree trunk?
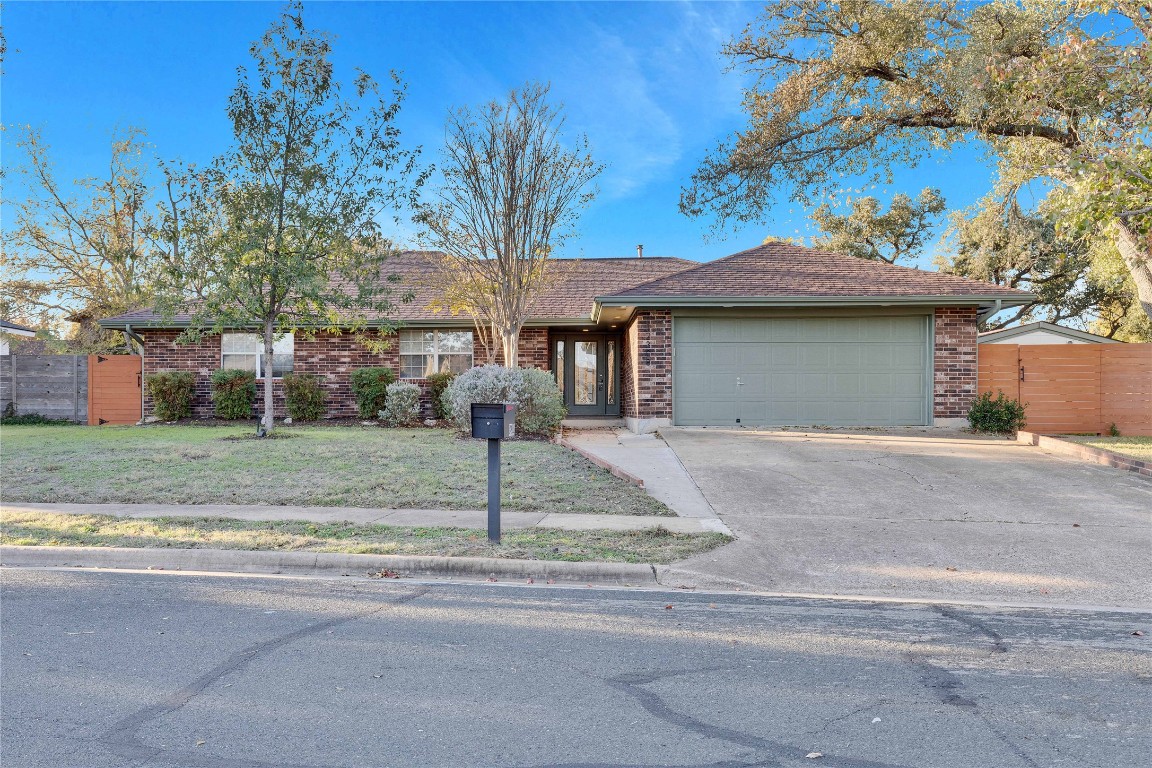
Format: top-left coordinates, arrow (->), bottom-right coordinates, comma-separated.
1118,219 -> 1152,322
501,328 -> 519,368
262,319 -> 275,434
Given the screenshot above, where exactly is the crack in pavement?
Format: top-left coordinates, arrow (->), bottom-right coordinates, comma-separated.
602,667 -> 915,768
98,586 -> 429,768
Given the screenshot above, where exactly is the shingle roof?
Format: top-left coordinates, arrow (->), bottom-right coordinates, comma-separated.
100,251 -> 698,327
605,243 -> 1031,300
0,319 -> 37,333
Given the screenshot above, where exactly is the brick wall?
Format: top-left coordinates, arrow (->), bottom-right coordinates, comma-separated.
141,326 -> 554,421
621,310 -> 672,420
934,306 -> 978,419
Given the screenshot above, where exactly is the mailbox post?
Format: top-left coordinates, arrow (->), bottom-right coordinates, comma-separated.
470,403 -> 517,542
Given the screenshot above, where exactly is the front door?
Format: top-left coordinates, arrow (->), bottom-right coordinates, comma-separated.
554,334 -> 620,417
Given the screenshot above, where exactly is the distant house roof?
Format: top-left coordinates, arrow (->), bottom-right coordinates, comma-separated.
978,321 -> 1122,344
0,319 -> 37,335
600,243 -> 1032,302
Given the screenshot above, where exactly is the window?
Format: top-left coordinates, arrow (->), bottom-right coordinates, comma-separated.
221,333 -> 294,379
399,329 -> 473,379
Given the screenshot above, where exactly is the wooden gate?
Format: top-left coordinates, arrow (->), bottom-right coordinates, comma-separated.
977,344 -> 1152,436
87,355 -> 142,425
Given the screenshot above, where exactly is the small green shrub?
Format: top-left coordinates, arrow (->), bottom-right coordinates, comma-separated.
442,365 -> 566,437
145,371 -> 196,421
968,390 -> 1027,434
0,403 -> 73,425
282,373 -> 328,422
349,367 -> 396,419
425,372 -> 456,420
1107,422 -> 1121,437
379,381 -> 422,427
210,369 -> 256,419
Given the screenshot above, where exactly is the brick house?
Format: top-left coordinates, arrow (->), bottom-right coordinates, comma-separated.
100,244 -> 1031,432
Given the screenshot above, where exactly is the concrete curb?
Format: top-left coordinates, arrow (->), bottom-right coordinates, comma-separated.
1018,431 -> 1152,480
559,437 -> 645,487
0,546 -> 659,585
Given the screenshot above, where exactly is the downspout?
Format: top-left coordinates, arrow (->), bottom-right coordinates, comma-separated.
977,299 -> 1002,324
126,324 -> 146,424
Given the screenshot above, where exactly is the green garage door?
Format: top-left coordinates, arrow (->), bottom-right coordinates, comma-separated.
673,316 -> 930,427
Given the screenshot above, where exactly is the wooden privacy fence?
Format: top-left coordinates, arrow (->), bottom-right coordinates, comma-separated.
978,344 -> 1152,436
1,355 -> 88,422
1,354 -> 142,424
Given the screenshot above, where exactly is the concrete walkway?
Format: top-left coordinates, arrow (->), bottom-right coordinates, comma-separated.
561,428 -> 723,522
0,502 -> 723,535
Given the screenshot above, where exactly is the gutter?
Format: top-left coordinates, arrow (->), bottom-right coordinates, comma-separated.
592,293 -> 1035,323
976,299 -> 1002,323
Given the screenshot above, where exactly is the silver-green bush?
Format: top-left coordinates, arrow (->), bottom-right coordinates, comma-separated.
441,365 -> 566,437
379,381 -> 422,427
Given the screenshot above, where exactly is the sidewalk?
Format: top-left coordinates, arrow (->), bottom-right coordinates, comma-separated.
0,502 -> 726,535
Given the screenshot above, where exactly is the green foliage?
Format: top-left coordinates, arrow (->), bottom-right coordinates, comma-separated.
145,371 -> 196,422
210,369 -> 256,420
350,367 -> 396,419
812,188 -> 946,265
1108,422 -> 1121,438
0,403 -> 73,425
379,381 -> 422,427
425,371 -> 456,420
282,373 -> 327,422
442,365 -> 566,437
968,390 -> 1027,434
682,0 -> 1151,324
155,4 -> 423,431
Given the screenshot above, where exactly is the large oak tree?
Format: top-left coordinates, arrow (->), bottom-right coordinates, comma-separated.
681,0 -> 1151,322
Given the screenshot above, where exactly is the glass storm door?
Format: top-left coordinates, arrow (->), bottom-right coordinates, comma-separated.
554,334 -> 620,417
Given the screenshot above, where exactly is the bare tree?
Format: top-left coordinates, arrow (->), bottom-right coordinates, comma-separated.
417,83 -> 601,367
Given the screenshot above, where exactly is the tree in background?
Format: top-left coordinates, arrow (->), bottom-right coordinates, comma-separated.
937,194 -> 1140,336
681,0 -> 1151,326
2,127 -> 160,352
811,187 -> 945,265
157,5 -> 422,433
417,83 -> 601,367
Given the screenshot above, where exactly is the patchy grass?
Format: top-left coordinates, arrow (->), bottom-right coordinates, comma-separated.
0,511 -> 729,564
0,425 -> 671,515
1077,436 -> 1152,462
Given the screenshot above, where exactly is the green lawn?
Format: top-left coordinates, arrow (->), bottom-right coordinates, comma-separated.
0,511 -> 727,564
1078,436 -> 1152,462
0,425 -> 672,516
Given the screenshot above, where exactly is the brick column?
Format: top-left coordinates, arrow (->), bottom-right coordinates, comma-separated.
622,309 -> 672,431
933,306 -> 978,421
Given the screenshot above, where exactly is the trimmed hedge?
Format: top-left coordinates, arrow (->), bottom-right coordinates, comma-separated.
283,373 -> 327,422
380,381 -> 422,427
349,367 -> 396,419
441,365 -> 565,437
211,369 -> 256,419
425,372 -> 456,420
145,371 -> 196,422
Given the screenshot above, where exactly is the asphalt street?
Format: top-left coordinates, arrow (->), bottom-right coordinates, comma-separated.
1,568 -> 1149,768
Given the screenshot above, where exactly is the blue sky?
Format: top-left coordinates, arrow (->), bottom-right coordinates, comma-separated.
2,0 -> 1000,266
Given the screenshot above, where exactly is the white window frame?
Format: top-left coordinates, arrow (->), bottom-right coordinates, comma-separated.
399,329 -> 474,379
221,332 -> 294,379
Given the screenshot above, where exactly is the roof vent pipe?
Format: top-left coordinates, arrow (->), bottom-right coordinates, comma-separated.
637,244 -> 644,258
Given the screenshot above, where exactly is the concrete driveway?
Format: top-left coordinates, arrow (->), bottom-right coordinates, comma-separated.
661,428 -> 1152,609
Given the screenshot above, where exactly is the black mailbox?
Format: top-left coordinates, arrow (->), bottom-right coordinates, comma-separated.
471,403 -> 516,440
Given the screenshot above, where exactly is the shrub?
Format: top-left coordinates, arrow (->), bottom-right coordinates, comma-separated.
968,390 -> 1027,434
425,372 -> 456,420
379,381 -> 422,427
210,369 -> 256,419
349,367 -> 396,419
1107,422 -> 1121,437
282,373 -> 327,422
0,403 -> 72,425
442,365 -> 566,437
145,371 -> 196,421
